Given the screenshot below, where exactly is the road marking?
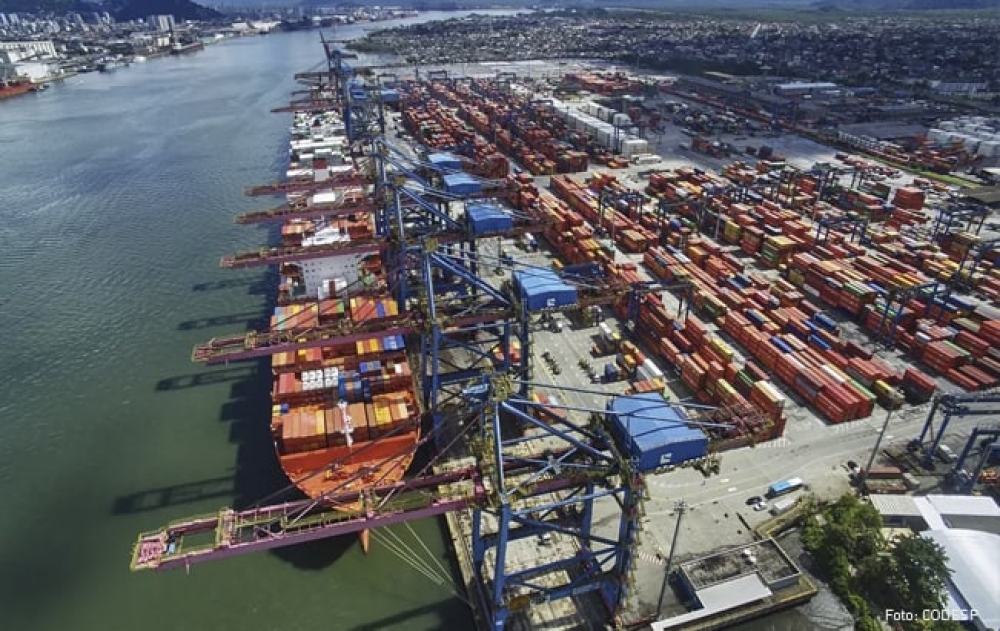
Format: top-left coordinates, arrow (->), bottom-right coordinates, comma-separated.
635,551 -> 666,566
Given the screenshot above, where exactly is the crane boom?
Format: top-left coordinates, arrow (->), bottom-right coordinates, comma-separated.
236,198 -> 375,225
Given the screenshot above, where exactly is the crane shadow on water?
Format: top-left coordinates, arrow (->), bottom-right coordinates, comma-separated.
177,311 -> 268,331
191,277 -> 271,296
118,356 -> 354,569
155,366 -> 257,391
342,600 -> 474,631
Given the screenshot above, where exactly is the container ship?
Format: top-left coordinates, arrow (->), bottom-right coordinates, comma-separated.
266,108 -> 422,530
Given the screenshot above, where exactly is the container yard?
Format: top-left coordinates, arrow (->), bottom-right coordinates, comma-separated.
129,47 -> 1000,631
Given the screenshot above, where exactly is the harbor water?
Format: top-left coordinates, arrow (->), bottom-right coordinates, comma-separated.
0,14 -> 839,631
0,16 -> 487,631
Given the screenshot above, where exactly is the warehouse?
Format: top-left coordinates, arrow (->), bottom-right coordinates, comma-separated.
652,538 -> 802,630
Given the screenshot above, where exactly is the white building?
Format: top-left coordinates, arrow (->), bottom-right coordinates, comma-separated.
0,40 -> 57,59
148,14 -> 175,33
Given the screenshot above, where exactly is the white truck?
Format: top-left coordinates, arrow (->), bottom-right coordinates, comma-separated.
770,497 -> 799,516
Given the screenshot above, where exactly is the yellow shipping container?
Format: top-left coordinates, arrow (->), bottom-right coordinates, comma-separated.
788,269 -> 805,288
716,380 -> 736,402
710,337 -> 734,361
315,409 -> 326,436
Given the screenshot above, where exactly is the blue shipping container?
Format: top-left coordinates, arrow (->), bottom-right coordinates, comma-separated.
808,334 -> 831,351
812,312 -> 838,332
770,337 -> 793,354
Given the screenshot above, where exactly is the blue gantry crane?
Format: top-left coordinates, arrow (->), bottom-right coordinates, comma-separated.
814,212 -> 870,246
463,378 -> 733,629
928,203 -> 989,242
912,391 -> 1000,469
950,424 -> 1000,492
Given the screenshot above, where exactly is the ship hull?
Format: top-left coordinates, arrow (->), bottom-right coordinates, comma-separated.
0,81 -> 32,100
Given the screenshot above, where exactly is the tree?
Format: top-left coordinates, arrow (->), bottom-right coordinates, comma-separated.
885,535 -> 952,613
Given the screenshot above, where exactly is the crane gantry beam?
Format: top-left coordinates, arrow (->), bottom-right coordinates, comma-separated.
244,173 -> 371,197
235,197 -> 376,225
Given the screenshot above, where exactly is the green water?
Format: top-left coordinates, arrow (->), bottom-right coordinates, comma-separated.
0,22 -> 478,631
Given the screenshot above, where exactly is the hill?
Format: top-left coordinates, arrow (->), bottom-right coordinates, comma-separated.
0,0 -> 222,20
106,0 -> 222,21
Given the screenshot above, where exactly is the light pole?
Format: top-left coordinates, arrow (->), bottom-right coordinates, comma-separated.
858,388 -> 904,494
656,500 -> 688,618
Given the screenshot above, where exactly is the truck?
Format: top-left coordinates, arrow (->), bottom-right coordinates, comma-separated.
770,497 -> 799,516
766,477 -> 804,499
593,322 -> 620,356
937,445 -> 957,464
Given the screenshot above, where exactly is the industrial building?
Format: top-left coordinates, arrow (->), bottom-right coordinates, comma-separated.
773,82 -> 839,98
652,538 -> 802,630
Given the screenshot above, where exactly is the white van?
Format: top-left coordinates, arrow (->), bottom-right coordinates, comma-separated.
937,445 -> 956,464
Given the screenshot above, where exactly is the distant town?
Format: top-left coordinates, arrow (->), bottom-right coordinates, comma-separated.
0,4 -> 417,84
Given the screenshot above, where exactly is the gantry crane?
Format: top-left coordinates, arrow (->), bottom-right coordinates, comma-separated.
814,212 -> 870,246
912,391 -> 1000,468
870,280 -> 951,348
949,424 -> 1000,492
928,203 -> 989,242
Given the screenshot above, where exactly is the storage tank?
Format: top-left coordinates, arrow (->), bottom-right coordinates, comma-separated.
621,138 -> 649,157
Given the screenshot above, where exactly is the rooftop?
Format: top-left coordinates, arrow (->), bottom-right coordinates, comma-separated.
651,573 -> 772,631
961,185 -> 1000,206
923,529 -> 1000,630
838,122 -> 927,141
680,538 -> 798,591
868,494 -> 924,518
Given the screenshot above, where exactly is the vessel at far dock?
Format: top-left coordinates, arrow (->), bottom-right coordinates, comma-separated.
97,58 -> 127,72
0,76 -> 33,99
171,41 -> 205,55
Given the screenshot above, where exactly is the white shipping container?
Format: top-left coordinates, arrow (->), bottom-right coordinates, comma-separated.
641,358 -> 664,379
